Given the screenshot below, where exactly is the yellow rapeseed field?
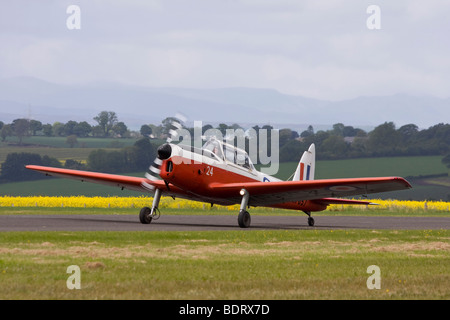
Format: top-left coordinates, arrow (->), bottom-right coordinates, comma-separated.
328,199 -> 450,212
0,196 -> 449,212
0,196 -> 239,211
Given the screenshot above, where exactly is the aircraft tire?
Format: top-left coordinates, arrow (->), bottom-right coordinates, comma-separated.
139,207 -> 153,224
238,210 -> 251,228
308,217 -> 315,227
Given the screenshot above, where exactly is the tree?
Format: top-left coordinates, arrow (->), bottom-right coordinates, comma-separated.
87,148 -> 129,173
442,154 -> 450,169
300,125 -> 314,138
93,111 -> 118,137
415,123 -> 450,155
201,124 -> 213,135
217,123 -> 230,137
0,152 -> 60,182
91,125 -> 104,137
112,121 -> 128,137
1,153 -> 41,181
52,122 -> 65,137
29,120 -> 42,136
131,138 -> 156,170
343,125 -> 358,137
64,159 -> 86,170
12,119 -> 30,145
1,124 -> 13,142
66,135 -> 78,148
63,120 -> 78,136
279,140 -> 306,162
367,122 -> 400,156
332,123 -> 345,136
398,124 -> 418,143
279,129 -> 294,148
42,155 -> 61,167
42,124 -> 53,137
321,135 -> 348,159
140,124 -> 152,137
74,121 -> 92,137
88,149 -> 110,172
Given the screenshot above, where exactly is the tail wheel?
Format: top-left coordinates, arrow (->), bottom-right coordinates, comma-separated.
139,207 -> 152,224
238,210 -> 251,228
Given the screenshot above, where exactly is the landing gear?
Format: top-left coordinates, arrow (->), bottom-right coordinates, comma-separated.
139,206 -> 152,224
139,188 -> 162,225
303,211 -> 315,227
238,210 -> 251,228
238,188 -> 251,228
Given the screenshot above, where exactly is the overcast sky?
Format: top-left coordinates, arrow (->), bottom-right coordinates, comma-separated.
1,0 -> 449,101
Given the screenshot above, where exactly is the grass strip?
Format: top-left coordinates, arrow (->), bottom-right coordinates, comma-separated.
0,229 -> 449,299
0,206 -> 448,217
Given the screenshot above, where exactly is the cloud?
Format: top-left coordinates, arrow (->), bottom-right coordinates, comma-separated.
0,1 -> 449,101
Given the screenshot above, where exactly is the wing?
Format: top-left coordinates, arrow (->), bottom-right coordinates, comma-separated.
25,165 -> 189,198
209,177 -> 411,206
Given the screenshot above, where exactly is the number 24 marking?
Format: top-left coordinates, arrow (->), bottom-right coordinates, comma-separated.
206,166 -> 214,176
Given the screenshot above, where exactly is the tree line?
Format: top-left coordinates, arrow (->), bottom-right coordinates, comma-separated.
3,110 -> 447,162
184,121 -> 449,163
0,111 -> 129,144
279,122 -> 450,161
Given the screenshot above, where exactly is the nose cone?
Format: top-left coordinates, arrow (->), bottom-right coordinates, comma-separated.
157,143 -> 172,160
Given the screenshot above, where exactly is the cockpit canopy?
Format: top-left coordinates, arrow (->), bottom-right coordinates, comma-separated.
202,139 -> 254,170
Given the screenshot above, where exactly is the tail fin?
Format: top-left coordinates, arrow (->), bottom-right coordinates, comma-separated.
293,143 -> 315,181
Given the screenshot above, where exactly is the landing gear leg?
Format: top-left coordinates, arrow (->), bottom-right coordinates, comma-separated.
303,211 -> 315,227
238,189 -> 251,228
139,188 -> 162,224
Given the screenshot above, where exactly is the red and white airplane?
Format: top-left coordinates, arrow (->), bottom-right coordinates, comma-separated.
26,122 -> 411,228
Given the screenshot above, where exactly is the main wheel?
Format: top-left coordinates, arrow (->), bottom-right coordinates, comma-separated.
238,210 -> 251,228
139,206 -> 152,224
308,217 -> 315,227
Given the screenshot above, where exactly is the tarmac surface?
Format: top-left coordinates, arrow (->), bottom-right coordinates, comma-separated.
1,214 -> 450,231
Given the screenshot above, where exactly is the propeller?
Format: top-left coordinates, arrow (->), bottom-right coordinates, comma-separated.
141,113 -> 186,191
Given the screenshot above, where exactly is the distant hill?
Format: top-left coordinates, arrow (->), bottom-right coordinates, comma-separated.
0,77 -> 448,131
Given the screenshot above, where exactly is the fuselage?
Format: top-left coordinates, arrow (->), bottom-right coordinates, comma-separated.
156,140 -> 327,212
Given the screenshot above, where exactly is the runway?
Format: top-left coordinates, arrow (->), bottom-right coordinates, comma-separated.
1,214 -> 450,231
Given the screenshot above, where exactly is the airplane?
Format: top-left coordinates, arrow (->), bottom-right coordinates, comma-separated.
26,119 -> 412,228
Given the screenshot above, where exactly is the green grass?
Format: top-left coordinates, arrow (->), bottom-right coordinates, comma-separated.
269,156 -> 448,180
0,229 -> 448,299
0,173 -> 147,197
0,206 -> 448,217
0,147 -> 117,163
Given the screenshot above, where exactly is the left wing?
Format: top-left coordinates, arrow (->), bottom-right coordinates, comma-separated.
25,165 -> 191,199
208,177 -> 411,206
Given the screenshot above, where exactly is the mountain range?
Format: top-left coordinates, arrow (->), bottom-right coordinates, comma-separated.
0,77 -> 448,132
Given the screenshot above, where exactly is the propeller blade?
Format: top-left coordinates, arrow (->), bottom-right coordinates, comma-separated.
166,113 -> 186,143
141,113 -> 186,191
